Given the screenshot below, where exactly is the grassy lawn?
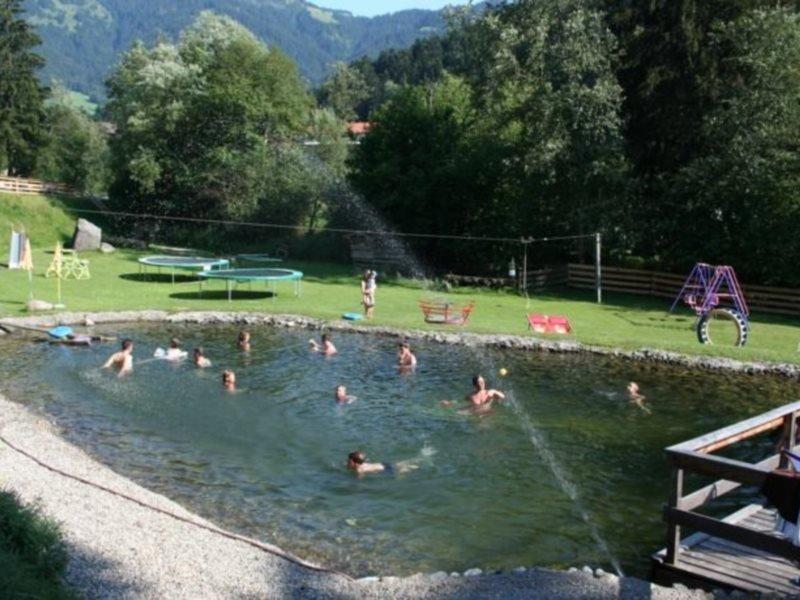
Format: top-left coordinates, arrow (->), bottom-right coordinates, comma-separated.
1,192 -> 799,365
0,490 -> 75,599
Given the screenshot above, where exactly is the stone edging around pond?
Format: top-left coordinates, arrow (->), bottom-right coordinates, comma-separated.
2,310 -> 799,379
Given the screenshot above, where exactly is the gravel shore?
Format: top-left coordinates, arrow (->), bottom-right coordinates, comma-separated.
0,394 -> 717,599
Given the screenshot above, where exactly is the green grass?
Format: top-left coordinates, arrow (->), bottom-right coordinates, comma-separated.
2,192 -> 800,365
0,490 -> 75,599
0,192 -> 97,248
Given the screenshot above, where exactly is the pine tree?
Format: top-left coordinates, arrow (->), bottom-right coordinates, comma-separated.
0,0 -> 46,176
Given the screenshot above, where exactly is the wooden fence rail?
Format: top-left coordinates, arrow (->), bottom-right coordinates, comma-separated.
0,176 -> 75,196
567,263 -> 800,316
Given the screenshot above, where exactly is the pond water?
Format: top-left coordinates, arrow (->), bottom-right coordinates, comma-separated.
0,324 -> 795,577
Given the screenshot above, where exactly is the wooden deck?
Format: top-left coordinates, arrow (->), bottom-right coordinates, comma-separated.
653,504 -> 800,595
653,401 -> 800,596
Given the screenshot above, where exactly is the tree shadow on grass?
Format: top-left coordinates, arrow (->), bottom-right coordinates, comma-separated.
119,273 -> 199,285
169,290 -> 274,301
610,311 -> 695,332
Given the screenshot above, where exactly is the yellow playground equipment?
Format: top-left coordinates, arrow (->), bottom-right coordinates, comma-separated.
46,243 -> 90,280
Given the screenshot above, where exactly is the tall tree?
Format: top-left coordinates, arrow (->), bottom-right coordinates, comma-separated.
0,0 -> 46,176
106,12 -> 314,227
472,0 -> 628,246
667,8 -> 800,284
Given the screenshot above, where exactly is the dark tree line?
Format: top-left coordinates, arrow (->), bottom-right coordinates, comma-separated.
325,0 -> 800,285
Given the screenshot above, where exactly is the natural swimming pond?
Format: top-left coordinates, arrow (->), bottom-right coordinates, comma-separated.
0,324 -> 795,577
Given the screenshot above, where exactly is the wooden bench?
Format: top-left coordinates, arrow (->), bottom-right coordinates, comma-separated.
419,299 -> 475,325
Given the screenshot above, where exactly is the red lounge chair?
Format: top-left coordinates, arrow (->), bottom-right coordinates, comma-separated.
527,313 -> 549,334
547,315 -> 572,334
527,314 -> 573,335
419,299 -> 475,325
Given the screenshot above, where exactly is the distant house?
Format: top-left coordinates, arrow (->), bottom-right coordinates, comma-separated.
347,121 -> 373,139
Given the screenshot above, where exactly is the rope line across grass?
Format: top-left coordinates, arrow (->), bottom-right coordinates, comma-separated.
0,432 -> 355,581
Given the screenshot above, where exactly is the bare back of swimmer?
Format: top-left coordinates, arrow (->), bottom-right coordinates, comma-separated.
102,338 -> 134,376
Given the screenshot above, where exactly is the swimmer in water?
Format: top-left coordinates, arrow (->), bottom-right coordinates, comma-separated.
335,384 -> 356,404
238,330 -> 251,351
397,341 -> 417,368
465,375 -> 505,413
164,337 -> 188,361
309,333 -> 337,356
222,369 -> 236,391
102,338 -> 134,377
193,347 -> 212,368
627,381 -> 650,413
347,450 -> 419,476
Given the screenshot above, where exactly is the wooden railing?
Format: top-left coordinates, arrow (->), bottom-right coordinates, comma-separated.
663,401 -> 800,566
568,263 -> 800,316
0,176 -> 75,196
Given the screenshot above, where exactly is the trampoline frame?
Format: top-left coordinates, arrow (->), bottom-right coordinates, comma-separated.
197,268 -> 303,302
138,256 -> 230,285
235,254 -> 284,265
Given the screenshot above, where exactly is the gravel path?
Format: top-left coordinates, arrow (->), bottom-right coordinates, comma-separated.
0,395 -> 716,599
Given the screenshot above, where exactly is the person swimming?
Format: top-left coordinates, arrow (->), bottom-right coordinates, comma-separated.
397,341 -> 417,368
193,347 -> 212,368
102,338 -> 134,377
627,381 -> 650,413
335,384 -> 356,404
346,450 -> 419,476
238,330 -> 251,351
222,369 -> 236,391
164,337 -> 188,361
466,375 -> 505,413
309,333 -> 337,356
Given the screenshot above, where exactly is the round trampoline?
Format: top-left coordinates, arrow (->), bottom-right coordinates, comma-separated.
138,256 -> 230,284
197,268 -> 303,301
235,254 -> 284,265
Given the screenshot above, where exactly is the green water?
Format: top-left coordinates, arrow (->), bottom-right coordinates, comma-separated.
0,324 -> 795,577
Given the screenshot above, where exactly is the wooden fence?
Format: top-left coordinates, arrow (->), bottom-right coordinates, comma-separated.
0,176 -> 75,196
568,263 -> 800,316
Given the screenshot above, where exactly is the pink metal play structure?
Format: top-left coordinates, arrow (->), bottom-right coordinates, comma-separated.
669,263 -> 750,346
669,263 -> 749,317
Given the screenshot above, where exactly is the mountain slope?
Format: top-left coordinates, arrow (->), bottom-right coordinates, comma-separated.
23,0 -> 447,101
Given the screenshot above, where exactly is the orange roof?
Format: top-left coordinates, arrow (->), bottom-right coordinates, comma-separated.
347,121 -> 373,136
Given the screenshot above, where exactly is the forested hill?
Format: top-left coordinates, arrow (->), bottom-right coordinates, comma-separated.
23,0 -> 449,100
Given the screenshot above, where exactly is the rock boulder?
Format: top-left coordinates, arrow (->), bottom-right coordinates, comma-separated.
72,219 -> 102,251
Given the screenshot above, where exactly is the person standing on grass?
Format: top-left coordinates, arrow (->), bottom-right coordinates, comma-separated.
361,270 -> 377,319
102,338 -> 134,377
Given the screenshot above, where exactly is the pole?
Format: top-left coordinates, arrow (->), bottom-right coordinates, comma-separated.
522,240 -> 529,295
595,232 -> 602,304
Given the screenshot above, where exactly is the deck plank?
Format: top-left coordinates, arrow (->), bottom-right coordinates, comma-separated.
653,505 -> 800,595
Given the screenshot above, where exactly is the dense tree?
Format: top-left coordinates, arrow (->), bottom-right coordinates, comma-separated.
317,62 -> 369,121
0,0 -> 46,175
666,8 -> 800,284
106,12 -> 316,229
35,88 -> 110,194
348,75 -> 510,271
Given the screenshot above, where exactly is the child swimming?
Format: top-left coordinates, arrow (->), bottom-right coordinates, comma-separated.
346,450 -> 419,476
309,333 -> 337,356
237,330 -> 251,351
222,369 -> 237,391
193,347 -> 212,368
335,385 -> 356,404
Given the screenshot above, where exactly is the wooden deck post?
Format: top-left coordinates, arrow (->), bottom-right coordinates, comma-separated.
780,411 -> 797,468
665,467 -> 683,565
